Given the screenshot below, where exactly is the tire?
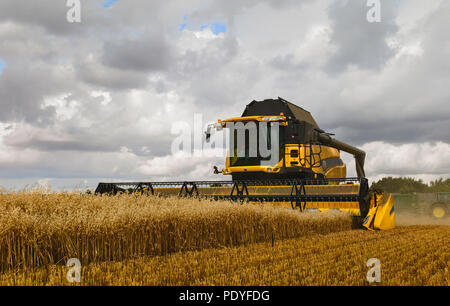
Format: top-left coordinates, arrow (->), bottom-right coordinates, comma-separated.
430,203 -> 448,219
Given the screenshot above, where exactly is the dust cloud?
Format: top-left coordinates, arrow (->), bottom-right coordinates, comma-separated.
396,213 -> 450,226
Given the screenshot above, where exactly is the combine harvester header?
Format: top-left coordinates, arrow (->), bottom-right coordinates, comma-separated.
96,97 -> 395,230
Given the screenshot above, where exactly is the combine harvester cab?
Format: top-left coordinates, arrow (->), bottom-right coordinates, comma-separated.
96,97 -> 395,230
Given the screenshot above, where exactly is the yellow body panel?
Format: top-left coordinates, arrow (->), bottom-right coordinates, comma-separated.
220,117 -> 346,180
373,193 -> 395,230
324,164 -> 346,179
146,184 -> 361,210
223,160 -> 284,174
225,143 -> 344,179
363,192 -> 395,230
318,208 -> 361,216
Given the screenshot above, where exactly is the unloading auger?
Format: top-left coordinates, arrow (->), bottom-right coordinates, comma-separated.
95,97 -> 395,230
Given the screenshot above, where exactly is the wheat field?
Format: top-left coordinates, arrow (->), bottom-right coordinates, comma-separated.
0,190 -> 448,286
1,225 -> 448,286
0,190 -> 353,272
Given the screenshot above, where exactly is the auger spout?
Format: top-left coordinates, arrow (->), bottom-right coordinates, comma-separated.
317,133 -> 366,178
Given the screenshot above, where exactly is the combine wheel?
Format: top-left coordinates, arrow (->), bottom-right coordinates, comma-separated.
430,203 -> 447,219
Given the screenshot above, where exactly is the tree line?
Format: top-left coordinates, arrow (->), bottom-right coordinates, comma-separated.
370,177 -> 450,193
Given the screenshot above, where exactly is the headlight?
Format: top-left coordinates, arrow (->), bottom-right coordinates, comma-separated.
214,122 -> 224,130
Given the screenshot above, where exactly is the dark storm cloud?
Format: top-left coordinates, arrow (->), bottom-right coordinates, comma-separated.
269,54 -> 307,71
0,1 -> 78,36
76,62 -> 150,90
0,60 -> 57,124
4,138 -> 117,152
0,1 -> 169,37
326,0 -> 398,73
2,121 -> 175,158
177,35 -> 239,75
102,31 -> 174,72
324,117 -> 450,147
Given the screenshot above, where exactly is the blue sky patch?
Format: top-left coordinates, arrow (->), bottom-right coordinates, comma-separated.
178,15 -> 227,35
198,22 -> 227,35
103,0 -> 118,8
0,59 -> 6,75
179,14 -> 189,31
210,22 -> 227,35
179,23 -> 187,31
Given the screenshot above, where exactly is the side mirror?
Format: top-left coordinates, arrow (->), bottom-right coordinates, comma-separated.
205,123 -> 223,143
205,124 -> 212,143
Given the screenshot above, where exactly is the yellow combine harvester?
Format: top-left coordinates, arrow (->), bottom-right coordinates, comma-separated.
96,97 -> 395,230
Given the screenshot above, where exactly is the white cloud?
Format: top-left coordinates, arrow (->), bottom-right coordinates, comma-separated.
138,149 -> 224,179
344,141 -> 450,182
0,123 -> 41,164
0,0 -> 448,189
90,91 -> 112,105
41,93 -> 80,121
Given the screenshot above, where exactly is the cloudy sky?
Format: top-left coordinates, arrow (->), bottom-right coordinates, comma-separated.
0,0 -> 449,190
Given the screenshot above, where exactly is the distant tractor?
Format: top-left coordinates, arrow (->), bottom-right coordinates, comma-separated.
393,192 -> 449,219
